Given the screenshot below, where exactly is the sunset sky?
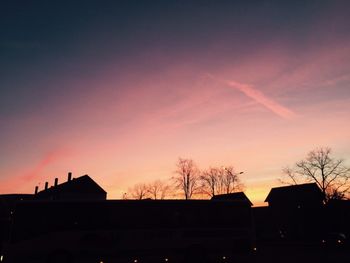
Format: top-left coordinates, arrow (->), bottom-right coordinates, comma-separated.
1,1 -> 350,205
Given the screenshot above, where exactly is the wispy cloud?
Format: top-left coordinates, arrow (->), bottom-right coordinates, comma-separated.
21,150 -> 67,182
0,149 -> 72,193
226,80 -> 297,120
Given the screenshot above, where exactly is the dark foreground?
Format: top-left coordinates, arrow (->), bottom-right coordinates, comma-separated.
251,245 -> 350,263
2,244 -> 350,263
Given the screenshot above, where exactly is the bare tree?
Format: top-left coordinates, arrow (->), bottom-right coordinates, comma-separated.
147,180 -> 170,200
200,166 -> 244,197
282,147 -> 350,202
200,166 -> 243,197
221,166 -> 244,194
200,167 -> 221,197
127,183 -> 149,200
173,158 -> 199,200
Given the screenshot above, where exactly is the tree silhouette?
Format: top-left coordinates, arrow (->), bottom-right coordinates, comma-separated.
200,167 -> 221,197
221,166 -> 244,194
201,166 -> 243,197
127,183 -> 149,200
173,158 -> 199,200
282,147 -> 350,202
147,180 -> 170,200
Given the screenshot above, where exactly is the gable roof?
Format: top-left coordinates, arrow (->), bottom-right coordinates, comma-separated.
211,192 -> 253,206
36,175 -> 106,198
264,183 -> 324,203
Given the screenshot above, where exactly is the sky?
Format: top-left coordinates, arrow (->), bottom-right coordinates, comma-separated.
1,0 -> 350,205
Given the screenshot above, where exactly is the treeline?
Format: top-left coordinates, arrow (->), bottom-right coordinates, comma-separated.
123,157 -> 244,200
123,147 -> 350,202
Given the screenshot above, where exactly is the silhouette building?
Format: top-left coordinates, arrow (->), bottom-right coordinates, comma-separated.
261,183 -> 324,242
211,192 -> 253,206
35,173 -> 107,200
265,183 -> 324,209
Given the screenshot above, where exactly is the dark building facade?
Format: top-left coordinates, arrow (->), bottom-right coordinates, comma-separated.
0,174 -> 106,249
256,183 -> 325,243
0,194 -> 34,249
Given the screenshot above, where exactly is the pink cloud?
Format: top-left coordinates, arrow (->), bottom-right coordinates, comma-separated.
226,80 -> 297,120
0,149 -> 72,193
21,150 -> 68,181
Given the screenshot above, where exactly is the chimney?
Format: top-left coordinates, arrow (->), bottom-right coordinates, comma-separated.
44,182 -> 48,190
54,178 -> 58,187
68,172 -> 72,182
34,186 -> 38,194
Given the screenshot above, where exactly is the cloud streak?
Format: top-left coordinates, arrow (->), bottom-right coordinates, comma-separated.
226,80 -> 297,120
0,149 -> 72,193
21,150 -> 67,182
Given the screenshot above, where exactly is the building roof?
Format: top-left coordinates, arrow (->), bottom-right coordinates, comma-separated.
211,192 -> 253,206
264,183 -> 324,204
35,175 -> 106,198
